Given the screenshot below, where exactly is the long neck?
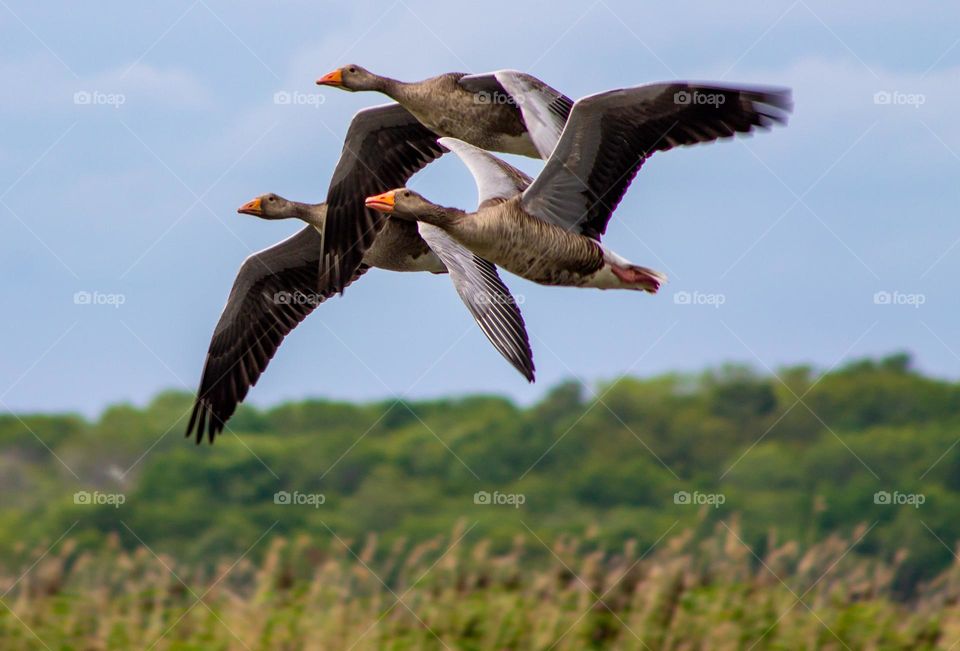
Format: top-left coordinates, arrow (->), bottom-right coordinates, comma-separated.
416,204 -> 468,228
292,202 -> 326,230
373,75 -> 414,102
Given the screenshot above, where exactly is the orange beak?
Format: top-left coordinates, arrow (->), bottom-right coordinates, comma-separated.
316,69 -> 343,87
364,191 -> 396,213
237,197 -> 263,216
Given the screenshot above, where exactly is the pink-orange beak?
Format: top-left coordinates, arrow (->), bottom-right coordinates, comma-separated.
237,197 -> 262,216
364,191 -> 396,213
316,69 -> 343,87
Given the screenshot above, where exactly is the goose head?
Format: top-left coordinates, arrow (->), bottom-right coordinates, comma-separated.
316,64 -> 381,92
365,188 -> 450,224
238,193 -> 313,221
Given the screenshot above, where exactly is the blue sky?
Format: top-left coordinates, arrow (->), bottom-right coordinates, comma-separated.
2,0 -> 959,416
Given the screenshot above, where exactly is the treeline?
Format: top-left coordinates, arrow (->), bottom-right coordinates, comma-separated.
2,352 -> 959,594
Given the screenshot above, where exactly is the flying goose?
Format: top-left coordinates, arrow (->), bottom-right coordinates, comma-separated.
316,65 -> 573,159
362,83 -> 792,291
187,106 -> 534,444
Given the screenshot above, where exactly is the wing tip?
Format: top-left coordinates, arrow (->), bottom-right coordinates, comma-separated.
748,87 -> 793,126
185,399 -> 222,445
524,365 -> 536,383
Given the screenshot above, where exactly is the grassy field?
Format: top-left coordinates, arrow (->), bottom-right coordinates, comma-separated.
2,519 -> 958,650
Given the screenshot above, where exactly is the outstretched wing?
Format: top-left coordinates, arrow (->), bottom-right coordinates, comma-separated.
187,226 -> 367,444
521,83 -> 792,240
418,223 -> 535,382
320,104 -> 445,294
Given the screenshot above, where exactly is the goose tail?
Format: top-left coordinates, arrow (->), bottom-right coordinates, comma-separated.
610,263 -> 666,293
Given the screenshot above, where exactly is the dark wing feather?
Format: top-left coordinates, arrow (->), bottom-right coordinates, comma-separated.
320,104 -> 445,294
418,223 -> 535,382
522,83 -> 792,240
187,226 -> 367,444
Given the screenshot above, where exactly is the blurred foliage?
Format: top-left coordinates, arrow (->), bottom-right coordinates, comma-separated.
3,521 -> 959,650
2,352 -> 960,597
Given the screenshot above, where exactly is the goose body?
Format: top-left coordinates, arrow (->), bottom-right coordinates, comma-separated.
393,74 -> 539,157
369,192 -> 664,292
424,199 -> 610,287
317,66 -> 574,159
364,82 -> 792,292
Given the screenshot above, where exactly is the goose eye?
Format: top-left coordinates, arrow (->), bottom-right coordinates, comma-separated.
268,196 -> 275,202
403,191 -> 410,198
348,67 -> 356,73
